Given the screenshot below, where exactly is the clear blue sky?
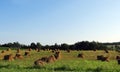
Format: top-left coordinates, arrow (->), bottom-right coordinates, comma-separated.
0,0 -> 120,45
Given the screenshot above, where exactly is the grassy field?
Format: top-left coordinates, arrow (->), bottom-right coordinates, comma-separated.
0,47 -> 120,72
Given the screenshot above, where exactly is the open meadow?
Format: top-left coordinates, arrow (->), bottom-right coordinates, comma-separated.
0,47 -> 120,72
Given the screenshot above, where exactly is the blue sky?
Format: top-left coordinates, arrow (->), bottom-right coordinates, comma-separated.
0,0 -> 120,45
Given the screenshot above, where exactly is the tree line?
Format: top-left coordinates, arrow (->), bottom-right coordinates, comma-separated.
0,41 -> 120,50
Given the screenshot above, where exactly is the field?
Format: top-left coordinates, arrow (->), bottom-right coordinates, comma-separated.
0,47 -> 120,72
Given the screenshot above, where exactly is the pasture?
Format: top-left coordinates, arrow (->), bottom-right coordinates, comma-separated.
0,47 -> 120,72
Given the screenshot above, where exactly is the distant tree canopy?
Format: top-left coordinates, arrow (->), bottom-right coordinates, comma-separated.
36,42 -> 42,50
30,42 -> 37,49
0,41 -> 119,50
60,43 -> 69,50
1,42 -> 21,48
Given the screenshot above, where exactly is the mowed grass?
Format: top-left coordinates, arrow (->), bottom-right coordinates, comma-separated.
0,48 -> 120,72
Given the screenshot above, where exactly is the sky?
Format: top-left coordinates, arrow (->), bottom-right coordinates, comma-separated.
0,0 -> 120,45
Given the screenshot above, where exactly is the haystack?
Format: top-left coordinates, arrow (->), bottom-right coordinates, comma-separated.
54,51 -> 61,59
14,53 -> 23,59
24,51 -> 30,56
78,53 -> 84,58
3,54 -> 14,61
116,56 -> 120,64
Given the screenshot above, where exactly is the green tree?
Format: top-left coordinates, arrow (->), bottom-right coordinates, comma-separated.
36,42 -> 42,51
13,42 -> 21,48
30,42 -> 36,49
61,43 -> 69,50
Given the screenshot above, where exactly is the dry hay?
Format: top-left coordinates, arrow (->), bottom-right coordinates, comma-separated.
52,50 -> 55,53
34,51 -> 61,66
97,55 -> 109,62
0,51 -> 6,60
34,52 -> 59,66
35,48 -> 40,52
101,57 -> 109,62
37,49 -> 40,52
116,56 -> 120,60
16,48 -> 21,53
14,53 -> 23,59
6,48 -> 11,51
46,49 -> 49,51
28,48 -> 32,51
24,51 -> 30,56
116,50 -> 120,53
3,54 -> 14,61
35,48 -> 38,51
40,55 -> 56,63
34,59 -> 46,66
34,55 -> 56,66
97,55 -> 103,60
54,51 -> 61,60
1,50 -> 5,53
40,57 -> 48,62
93,49 -> 97,51
67,49 -> 70,53
116,56 -> 120,64
77,53 -> 84,58
104,49 -> 109,53
34,57 -> 48,66
47,55 -> 56,63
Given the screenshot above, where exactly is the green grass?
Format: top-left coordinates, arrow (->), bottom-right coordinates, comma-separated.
0,47 -> 120,72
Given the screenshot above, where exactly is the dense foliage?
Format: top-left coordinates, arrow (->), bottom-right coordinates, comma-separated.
0,41 -> 115,50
